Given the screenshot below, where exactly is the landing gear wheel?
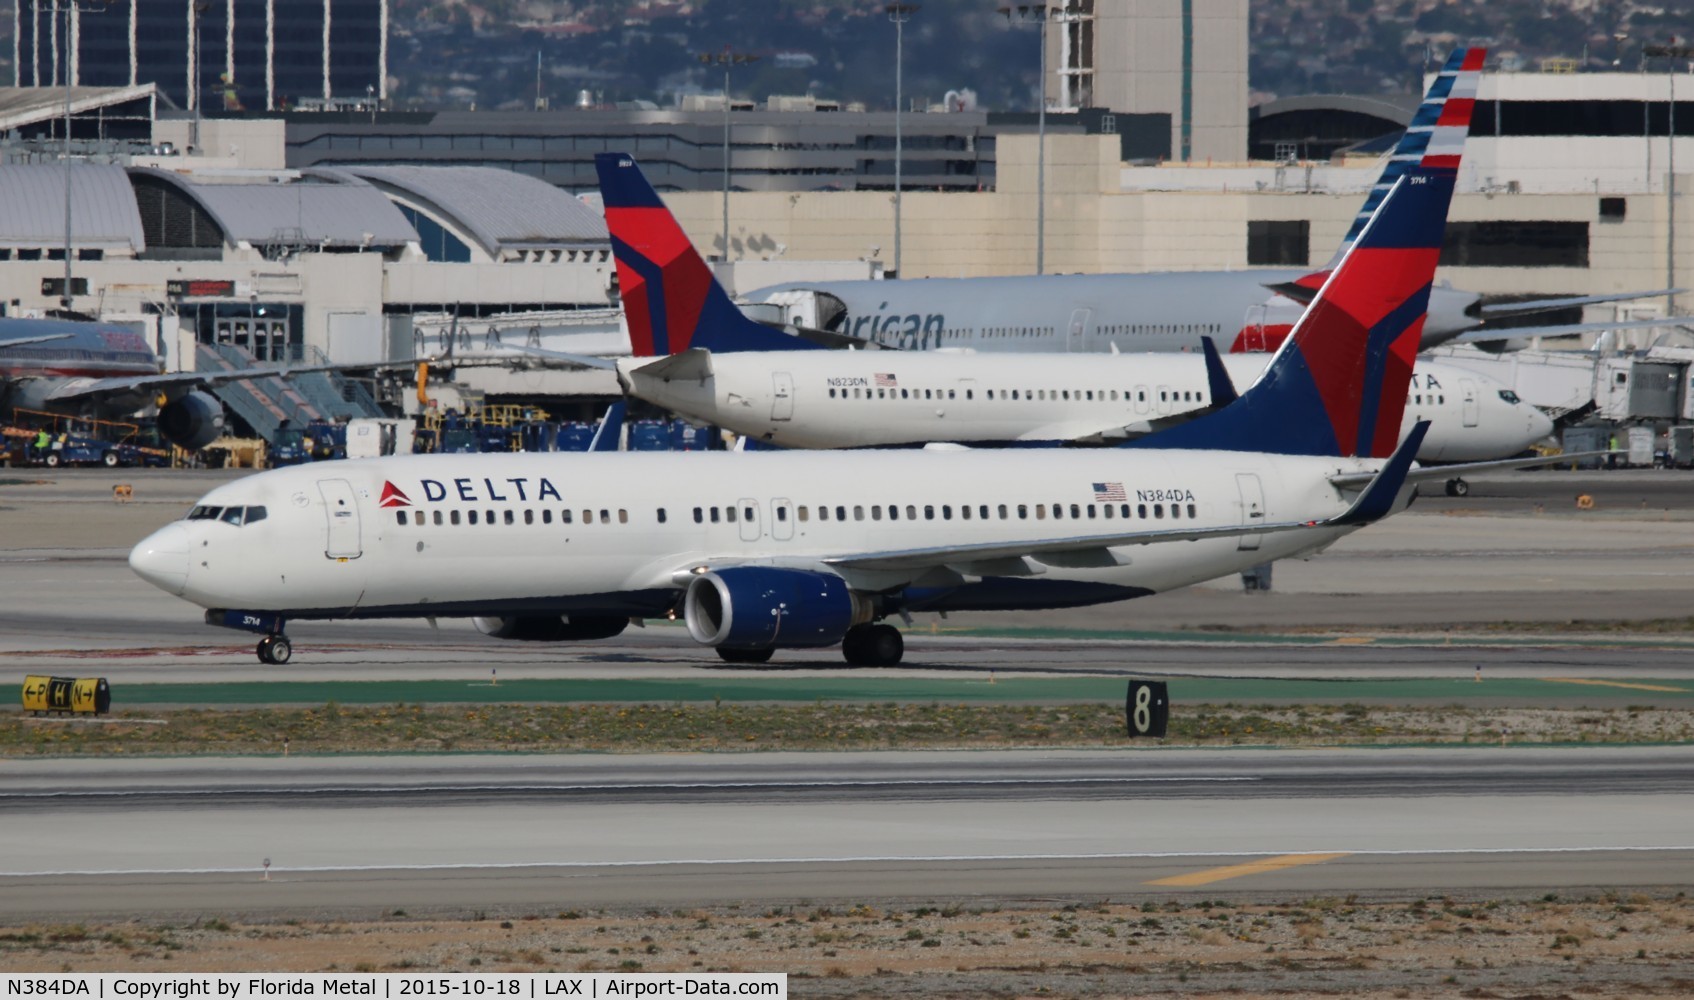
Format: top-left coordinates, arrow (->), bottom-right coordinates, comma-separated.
862,624 -> 903,666
717,647 -> 774,664
257,635 -> 291,665
1445,478 -> 1470,498
842,624 -> 903,666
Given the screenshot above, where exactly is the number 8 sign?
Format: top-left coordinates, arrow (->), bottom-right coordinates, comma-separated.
1125,680 -> 1169,738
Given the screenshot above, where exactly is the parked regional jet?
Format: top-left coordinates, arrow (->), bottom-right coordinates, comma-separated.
741,49 -> 1670,354
132,160 -> 1482,668
0,317 -> 410,450
593,155 -> 1553,484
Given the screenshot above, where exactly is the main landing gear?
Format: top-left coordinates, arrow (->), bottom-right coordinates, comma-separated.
1445,477 -> 1470,497
842,623 -> 903,667
256,633 -> 292,664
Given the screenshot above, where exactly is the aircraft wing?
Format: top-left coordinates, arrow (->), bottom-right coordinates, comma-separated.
0,333 -> 74,349
1479,289 -> 1684,317
452,345 -> 618,370
825,423 -> 1427,573
1447,316 -> 1694,346
1328,449 -> 1609,489
43,359 -> 421,403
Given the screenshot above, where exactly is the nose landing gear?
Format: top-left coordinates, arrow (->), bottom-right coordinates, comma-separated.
257,634 -> 292,665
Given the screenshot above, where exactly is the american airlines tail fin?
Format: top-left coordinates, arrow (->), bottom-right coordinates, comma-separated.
1310,47 -> 1483,278
1131,165 -> 1457,458
595,153 -> 822,356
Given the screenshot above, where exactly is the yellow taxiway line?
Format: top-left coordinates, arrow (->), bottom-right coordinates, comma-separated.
1147,852 -> 1351,887
1540,678 -> 1689,694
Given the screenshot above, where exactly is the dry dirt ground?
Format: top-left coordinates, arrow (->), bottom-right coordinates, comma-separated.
3,893 -> 1692,998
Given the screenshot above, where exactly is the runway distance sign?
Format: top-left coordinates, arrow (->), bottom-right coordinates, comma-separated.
1126,680 -> 1169,738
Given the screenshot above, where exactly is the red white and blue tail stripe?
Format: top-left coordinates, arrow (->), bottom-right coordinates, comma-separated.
1327,47 -> 1483,266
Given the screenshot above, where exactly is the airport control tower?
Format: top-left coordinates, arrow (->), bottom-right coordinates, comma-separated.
1043,0 -> 1248,163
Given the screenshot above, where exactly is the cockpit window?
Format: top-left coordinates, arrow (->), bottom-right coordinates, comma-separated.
1498,389 -> 1521,404
187,504 -> 265,525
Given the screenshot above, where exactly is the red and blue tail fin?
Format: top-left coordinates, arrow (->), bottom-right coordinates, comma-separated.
1131,165 -> 1457,458
596,153 -> 821,356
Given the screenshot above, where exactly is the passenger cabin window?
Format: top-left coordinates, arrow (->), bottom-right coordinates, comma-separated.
397,511 -> 408,526
468,510 -> 479,525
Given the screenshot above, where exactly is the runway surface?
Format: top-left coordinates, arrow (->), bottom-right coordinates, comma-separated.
2,747 -> 1691,919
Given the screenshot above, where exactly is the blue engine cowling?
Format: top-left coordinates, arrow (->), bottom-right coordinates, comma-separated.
684,567 -> 870,650
157,391 -> 226,450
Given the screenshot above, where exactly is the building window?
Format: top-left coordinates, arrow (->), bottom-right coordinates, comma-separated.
1442,222 -> 1589,268
1600,197 -> 1627,222
1247,220 -> 1310,266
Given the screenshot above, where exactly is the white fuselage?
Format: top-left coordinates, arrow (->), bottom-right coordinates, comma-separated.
619,352 -> 1553,463
744,275 -> 1483,352
130,448 -> 1401,623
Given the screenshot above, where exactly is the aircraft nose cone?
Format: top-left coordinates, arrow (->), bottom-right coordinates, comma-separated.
130,523 -> 191,596
1529,407 -> 1554,441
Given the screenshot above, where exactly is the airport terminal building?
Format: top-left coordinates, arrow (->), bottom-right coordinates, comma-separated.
0,65 -> 1692,395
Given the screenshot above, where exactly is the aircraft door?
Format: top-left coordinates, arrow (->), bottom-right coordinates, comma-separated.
1156,385 -> 1174,415
737,498 -> 761,542
1241,305 -> 1267,352
1234,473 -> 1265,551
772,372 -> 795,421
1133,385 -> 1150,415
1068,308 -> 1092,352
317,478 -> 363,559
1460,379 -> 1480,427
771,498 -> 794,541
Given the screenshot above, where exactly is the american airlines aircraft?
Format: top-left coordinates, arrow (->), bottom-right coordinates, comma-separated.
590,157 -> 1553,485
741,49 -> 1669,354
131,160 -> 1471,668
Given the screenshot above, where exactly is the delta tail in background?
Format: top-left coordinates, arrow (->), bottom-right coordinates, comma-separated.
130,162 -> 1457,667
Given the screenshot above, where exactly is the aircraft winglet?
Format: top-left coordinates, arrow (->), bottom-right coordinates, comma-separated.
1329,420 -> 1428,526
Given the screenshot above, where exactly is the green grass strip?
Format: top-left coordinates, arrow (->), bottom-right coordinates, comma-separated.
99,675 -> 1694,707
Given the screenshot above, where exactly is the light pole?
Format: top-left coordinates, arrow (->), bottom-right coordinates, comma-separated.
1001,4 -> 1049,275
191,1 -> 209,152
886,3 -> 917,278
699,47 -> 760,261
55,0 -> 109,311
1646,43 -> 1694,315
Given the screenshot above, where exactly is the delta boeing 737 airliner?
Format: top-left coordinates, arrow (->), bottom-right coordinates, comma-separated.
130,161 -> 1457,668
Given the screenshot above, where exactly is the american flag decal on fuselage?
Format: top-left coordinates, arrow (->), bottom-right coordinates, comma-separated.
1092,482 -> 1127,502
874,373 -> 898,388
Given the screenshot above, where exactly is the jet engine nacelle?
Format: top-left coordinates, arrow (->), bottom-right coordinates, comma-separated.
157,391 -> 226,450
472,615 -> 630,642
684,567 -> 871,650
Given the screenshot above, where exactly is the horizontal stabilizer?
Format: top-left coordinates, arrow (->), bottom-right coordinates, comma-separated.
631,347 -> 714,382
1329,448 -> 1610,488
